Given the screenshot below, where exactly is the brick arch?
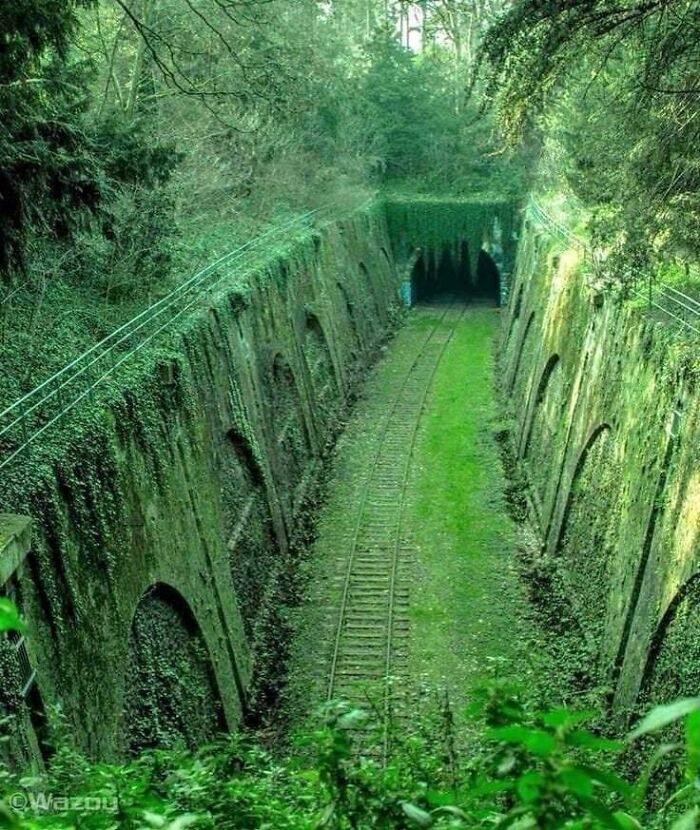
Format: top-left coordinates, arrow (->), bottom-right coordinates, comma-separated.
503,282 -> 524,354
225,425 -> 264,489
554,424 -> 620,648
221,424 -> 277,640
639,573 -> 700,706
269,351 -> 311,492
122,582 -> 226,756
337,281 -> 360,351
304,310 -> 337,393
522,355 -> 564,513
557,424 -> 613,547
523,354 -> 562,455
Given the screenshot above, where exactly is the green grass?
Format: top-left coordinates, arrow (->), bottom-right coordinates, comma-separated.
406,307 -> 529,701
287,305 -> 538,732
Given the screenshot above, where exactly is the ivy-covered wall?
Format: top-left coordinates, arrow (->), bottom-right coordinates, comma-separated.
385,193 -> 517,304
0,203 -> 398,761
502,206 -> 700,717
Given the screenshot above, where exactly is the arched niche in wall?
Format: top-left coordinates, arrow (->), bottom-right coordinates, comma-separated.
639,573 -> 700,707
0,568 -> 51,767
523,355 -> 565,504
613,401 -> 683,680
337,281 -> 361,355
304,311 -> 336,394
502,283 -> 524,357
220,425 -> 275,639
508,311 -> 536,396
219,421 -> 264,519
269,353 -> 309,495
303,311 -> 339,430
512,284 -> 524,322
123,583 -> 226,756
555,424 -> 622,647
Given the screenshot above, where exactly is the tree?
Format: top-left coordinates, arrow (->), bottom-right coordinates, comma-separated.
478,0 -> 700,263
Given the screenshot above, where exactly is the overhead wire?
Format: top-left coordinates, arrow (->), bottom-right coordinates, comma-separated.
0,206 -> 324,469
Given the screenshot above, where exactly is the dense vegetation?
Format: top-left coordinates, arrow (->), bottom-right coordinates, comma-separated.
3,595 -> 700,830
3,0 -> 700,827
0,0 -> 517,294
478,0 -> 700,276
0,0 -> 528,412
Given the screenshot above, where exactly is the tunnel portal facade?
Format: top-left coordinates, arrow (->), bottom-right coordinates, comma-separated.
411,244 -> 501,305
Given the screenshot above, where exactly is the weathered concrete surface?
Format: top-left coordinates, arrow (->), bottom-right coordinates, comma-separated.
502,207 -> 700,715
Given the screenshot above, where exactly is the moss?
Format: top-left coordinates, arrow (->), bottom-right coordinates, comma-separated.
384,193 -> 516,277
124,587 -> 225,755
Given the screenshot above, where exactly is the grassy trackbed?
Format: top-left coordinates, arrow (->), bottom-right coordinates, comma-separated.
288,305 -> 535,734
406,307 -> 530,704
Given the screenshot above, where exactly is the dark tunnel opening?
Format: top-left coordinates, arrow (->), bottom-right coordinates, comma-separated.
411,243 -> 500,306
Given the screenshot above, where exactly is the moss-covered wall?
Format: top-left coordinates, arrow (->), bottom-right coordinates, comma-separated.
502,206 -> 700,716
0,203 -> 398,760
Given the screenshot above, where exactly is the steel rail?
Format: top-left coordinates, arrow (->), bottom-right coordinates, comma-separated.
662,282 -> 700,312
325,302 -> 459,704
530,197 -> 700,335
629,285 -> 700,336
0,209 -> 325,469
380,304 -> 465,762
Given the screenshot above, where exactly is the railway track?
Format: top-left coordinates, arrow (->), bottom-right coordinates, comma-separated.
325,300 -> 465,758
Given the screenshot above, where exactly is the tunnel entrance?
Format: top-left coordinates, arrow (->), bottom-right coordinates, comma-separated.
411,243 -> 500,305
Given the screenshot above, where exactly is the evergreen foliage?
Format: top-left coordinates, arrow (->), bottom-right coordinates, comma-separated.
478,0 -> 700,266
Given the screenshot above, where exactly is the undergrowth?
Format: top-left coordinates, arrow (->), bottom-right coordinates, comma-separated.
1,674 -> 700,829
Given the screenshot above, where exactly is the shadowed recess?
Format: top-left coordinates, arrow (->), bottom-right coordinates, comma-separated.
123,583 -> 226,756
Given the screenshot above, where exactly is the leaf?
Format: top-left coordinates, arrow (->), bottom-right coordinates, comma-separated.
488,725 -> 556,757
167,817 -> 200,830
558,767 -> 594,798
612,811 -> 642,830
542,708 -> 596,728
494,807 -> 534,830
0,803 -> 19,830
576,764 -> 634,801
516,771 -> 544,804
672,807 -> 700,830
142,813 -> 167,829
571,793 -> 628,829
401,802 -> 433,827
315,802 -> 335,829
664,783 -> 697,809
629,699 -> 700,740
424,790 -> 456,807
469,779 -> 516,797
633,742 -> 681,811
432,806 -> 469,819
0,599 -> 25,634
686,710 -> 700,778
502,816 -> 537,830
565,730 -> 624,752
